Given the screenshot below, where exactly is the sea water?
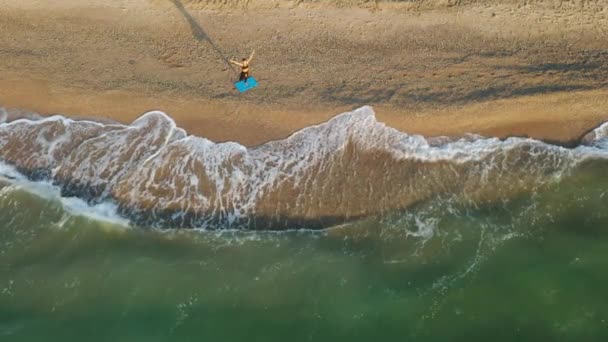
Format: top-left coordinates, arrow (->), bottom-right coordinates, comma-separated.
1,106 -> 607,340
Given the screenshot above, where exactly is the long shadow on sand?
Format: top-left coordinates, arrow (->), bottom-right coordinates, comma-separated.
169,0 -> 238,74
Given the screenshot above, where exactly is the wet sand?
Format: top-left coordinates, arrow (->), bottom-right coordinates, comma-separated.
1,0 -> 608,145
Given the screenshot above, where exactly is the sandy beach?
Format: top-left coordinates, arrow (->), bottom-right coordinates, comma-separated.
1,0 -> 608,145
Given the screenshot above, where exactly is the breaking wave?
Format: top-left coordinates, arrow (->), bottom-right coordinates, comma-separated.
0,106 -> 607,229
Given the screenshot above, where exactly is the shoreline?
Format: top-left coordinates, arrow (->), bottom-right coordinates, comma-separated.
2,77 -> 608,147
1,0 -> 608,146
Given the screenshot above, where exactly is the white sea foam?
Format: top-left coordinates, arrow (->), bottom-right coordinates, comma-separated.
0,161 -> 130,227
0,113 -> 122,172
120,107 -> 579,215
54,111 -> 187,197
0,105 -> 607,229
581,121 -> 608,150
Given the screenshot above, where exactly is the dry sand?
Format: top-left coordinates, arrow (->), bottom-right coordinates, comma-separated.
1,0 -> 608,145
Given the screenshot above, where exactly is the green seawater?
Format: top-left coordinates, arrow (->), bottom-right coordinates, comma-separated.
1,161 -> 608,341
